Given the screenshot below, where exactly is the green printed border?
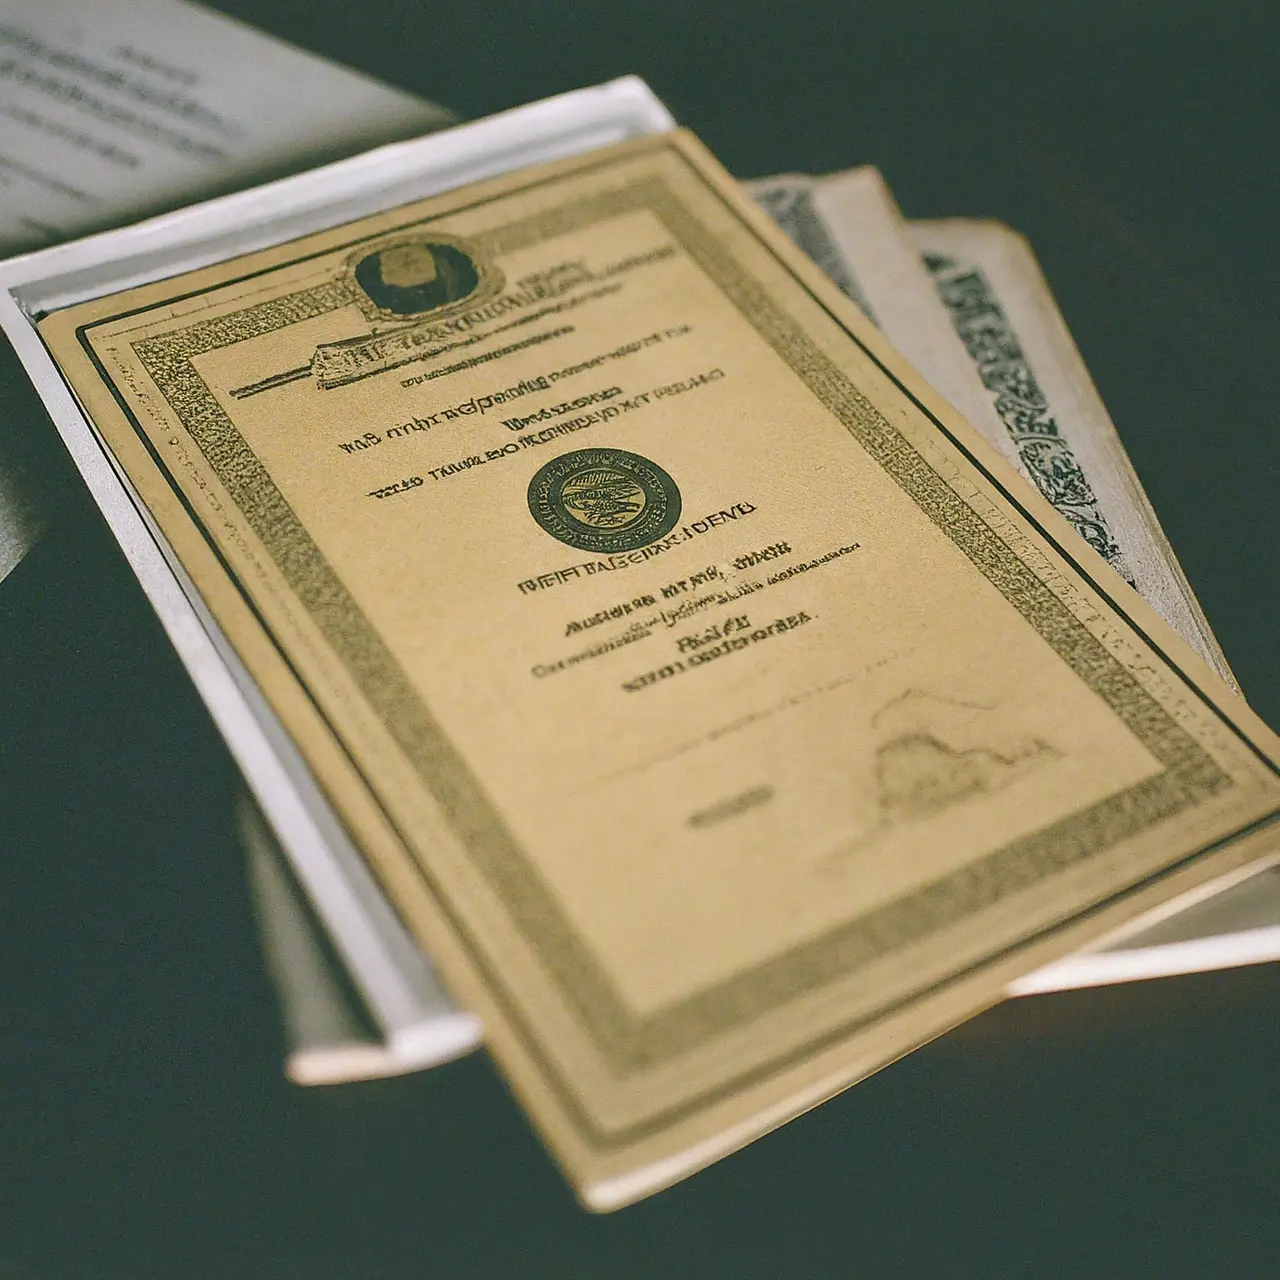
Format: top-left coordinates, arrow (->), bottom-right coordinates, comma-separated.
104,145 -> 1232,1137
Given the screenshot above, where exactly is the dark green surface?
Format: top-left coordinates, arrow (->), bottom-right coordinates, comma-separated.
2,2 -> 1278,1275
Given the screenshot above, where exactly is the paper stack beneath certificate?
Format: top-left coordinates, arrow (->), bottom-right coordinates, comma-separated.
4,78 -> 1279,1208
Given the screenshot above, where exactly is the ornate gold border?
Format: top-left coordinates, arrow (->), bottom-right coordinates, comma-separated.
124,157 -> 1231,1089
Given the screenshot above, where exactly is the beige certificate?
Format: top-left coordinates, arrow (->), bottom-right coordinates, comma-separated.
39,131 -> 1280,1208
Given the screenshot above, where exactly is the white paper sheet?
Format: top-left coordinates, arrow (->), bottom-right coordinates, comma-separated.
0,0 -> 453,256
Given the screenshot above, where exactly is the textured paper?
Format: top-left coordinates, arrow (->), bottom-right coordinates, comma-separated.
751,172 -> 1234,687
911,218 -> 1235,685
38,130 -> 1280,1207
748,169 -> 1006,446
0,0 -> 452,255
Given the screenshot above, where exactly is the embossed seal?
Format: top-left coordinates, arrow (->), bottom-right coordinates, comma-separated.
527,448 -> 682,553
347,232 -> 500,323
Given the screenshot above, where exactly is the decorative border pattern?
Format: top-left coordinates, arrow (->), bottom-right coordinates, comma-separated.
751,180 -> 878,323
112,149 -> 1231,1118
923,251 -> 1133,582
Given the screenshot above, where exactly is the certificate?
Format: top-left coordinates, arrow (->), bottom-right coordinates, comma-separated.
38,130 -> 1280,1207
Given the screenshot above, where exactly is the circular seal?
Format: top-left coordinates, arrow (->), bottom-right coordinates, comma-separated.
345,232 -> 501,323
526,448 -> 682,553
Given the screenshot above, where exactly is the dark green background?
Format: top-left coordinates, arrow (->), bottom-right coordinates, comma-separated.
2,2 -> 1277,1275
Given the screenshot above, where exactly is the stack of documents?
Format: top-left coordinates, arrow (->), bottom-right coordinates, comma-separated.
2,8 -> 1278,1211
